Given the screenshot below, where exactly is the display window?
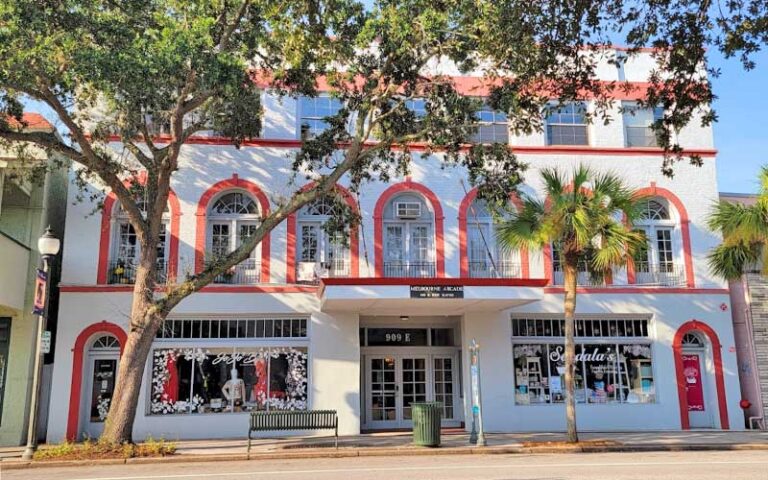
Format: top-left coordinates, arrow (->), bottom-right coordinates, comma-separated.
512,316 -> 655,406
149,346 -> 308,415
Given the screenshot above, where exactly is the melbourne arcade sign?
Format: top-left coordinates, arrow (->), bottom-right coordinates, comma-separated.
409,285 -> 464,299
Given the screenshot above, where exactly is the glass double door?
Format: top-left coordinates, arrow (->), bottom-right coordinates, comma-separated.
365,353 -> 457,429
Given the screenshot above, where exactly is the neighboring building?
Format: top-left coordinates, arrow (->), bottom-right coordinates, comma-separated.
46,49 -> 742,442
720,192 -> 767,430
0,113 -> 68,445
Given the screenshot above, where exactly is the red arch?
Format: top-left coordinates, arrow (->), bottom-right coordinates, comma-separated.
194,174 -> 272,282
673,320 -> 729,430
66,321 -> 127,441
458,188 -> 529,278
96,180 -> 182,284
632,183 -> 695,288
285,183 -> 360,283
373,181 -> 445,277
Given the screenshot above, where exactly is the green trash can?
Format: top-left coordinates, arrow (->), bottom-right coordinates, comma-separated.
411,402 -> 443,447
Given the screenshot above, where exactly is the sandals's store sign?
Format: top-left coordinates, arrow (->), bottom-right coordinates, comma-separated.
410,285 -> 464,299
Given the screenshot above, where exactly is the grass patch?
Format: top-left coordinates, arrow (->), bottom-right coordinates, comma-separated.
34,437 -> 176,461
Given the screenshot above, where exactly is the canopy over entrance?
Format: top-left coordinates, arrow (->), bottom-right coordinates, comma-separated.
319,278 -> 546,315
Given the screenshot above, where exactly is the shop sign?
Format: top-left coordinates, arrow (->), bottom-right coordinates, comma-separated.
367,328 -> 428,346
410,285 -> 464,299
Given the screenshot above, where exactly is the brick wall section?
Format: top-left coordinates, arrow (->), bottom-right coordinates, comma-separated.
747,273 -> 768,423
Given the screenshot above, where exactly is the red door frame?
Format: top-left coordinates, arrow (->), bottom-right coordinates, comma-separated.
66,322 -> 127,441
672,320 -> 729,430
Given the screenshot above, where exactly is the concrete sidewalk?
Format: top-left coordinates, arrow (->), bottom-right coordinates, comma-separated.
2,430 -> 768,470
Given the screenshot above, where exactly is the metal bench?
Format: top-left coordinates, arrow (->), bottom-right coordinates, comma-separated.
247,410 -> 339,452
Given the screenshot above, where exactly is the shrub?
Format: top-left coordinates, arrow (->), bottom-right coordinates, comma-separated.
33,437 -> 176,461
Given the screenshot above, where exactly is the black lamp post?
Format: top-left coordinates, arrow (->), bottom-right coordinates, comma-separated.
22,226 -> 60,460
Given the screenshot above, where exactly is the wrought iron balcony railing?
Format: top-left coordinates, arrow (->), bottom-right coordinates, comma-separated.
296,260 -> 351,284
383,261 -> 436,278
551,268 -> 605,287
633,262 -> 686,287
468,261 -> 521,278
212,259 -> 261,285
108,260 -> 167,284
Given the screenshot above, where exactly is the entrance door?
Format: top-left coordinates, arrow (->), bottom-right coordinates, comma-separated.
82,336 -> 120,438
682,353 -> 712,428
365,354 -> 458,429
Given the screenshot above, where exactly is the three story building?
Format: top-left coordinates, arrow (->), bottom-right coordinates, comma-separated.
46,50 -> 743,442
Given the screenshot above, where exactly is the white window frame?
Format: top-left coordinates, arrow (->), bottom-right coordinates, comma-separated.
466,199 -> 520,278
207,191 -> 262,260
383,195 -> 435,276
296,198 -> 350,278
545,101 -> 589,146
622,102 -> 664,147
109,199 -> 170,280
473,102 -> 509,144
633,199 -> 684,285
297,94 -> 343,139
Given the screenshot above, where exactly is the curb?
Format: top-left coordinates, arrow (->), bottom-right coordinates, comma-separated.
3,443 -> 768,470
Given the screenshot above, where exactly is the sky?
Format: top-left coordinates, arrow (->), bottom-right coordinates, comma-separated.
23,47 -> 767,196
709,50 -> 768,194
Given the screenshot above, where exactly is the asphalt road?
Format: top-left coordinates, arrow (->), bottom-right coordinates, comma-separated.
4,450 -> 768,480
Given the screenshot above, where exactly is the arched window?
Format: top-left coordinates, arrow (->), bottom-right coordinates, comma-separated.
633,198 -> 684,286
91,335 -> 120,350
207,191 -> 261,284
382,193 -> 435,277
681,332 -> 705,348
551,243 -> 596,286
109,193 -> 170,284
296,197 -> 350,282
466,199 -> 520,278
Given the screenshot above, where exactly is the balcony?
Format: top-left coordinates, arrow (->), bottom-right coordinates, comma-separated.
625,126 -> 658,147
551,268 -> 604,287
468,261 -> 521,278
108,260 -> 167,284
296,260 -> 350,284
383,261 -> 436,278
633,262 -> 686,287
212,259 -> 260,285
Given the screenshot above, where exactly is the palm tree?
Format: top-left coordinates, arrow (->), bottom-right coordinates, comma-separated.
708,166 -> 768,279
496,165 -> 646,443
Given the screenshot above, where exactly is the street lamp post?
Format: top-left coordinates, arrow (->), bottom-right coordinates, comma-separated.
22,226 -> 60,461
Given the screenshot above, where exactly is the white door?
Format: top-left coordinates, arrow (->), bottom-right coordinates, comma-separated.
82,353 -> 119,438
364,354 -> 459,429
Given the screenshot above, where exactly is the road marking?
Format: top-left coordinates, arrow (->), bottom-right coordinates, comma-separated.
62,458 -> 768,480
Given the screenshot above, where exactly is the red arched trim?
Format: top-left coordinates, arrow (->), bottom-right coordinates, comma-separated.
672,320 -> 729,430
96,181 -> 181,284
194,174 -> 272,282
633,184 -> 695,288
373,181 -> 445,277
458,188 -> 529,278
285,183 -> 360,283
66,321 -> 127,441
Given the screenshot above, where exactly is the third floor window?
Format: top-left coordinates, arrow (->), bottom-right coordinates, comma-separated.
298,95 -> 343,139
545,102 -> 588,146
623,103 -> 664,147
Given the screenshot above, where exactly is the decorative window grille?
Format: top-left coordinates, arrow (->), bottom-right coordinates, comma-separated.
91,335 -> 120,349
638,200 -> 670,221
157,318 -> 309,340
511,316 -> 650,338
210,192 -> 259,215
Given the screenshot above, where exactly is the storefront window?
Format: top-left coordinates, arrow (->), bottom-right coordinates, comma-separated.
150,347 -> 308,415
513,342 -> 654,405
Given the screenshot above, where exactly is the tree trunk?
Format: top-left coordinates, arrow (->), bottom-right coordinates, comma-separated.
563,253 -> 579,443
100,250 -> 164,444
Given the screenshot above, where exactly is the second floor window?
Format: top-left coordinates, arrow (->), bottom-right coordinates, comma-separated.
298,95 -> 342,139
473,104 -> 509,144
632,199 -> 684,286
383,193 -> 435,277
545,102 -> 588,146
623,103 -> 664,147
207,191 -> 261,284
466,199 -> 520,278
297,197 -> 350,282
110,195 -> 169,284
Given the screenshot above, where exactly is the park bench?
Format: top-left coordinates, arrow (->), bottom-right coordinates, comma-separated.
247,410 -> 338,452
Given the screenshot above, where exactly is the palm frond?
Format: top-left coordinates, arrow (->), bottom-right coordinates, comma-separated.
707,242 -> 763,280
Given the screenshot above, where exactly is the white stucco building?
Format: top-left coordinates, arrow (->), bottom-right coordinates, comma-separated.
46,49 -> 743,442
